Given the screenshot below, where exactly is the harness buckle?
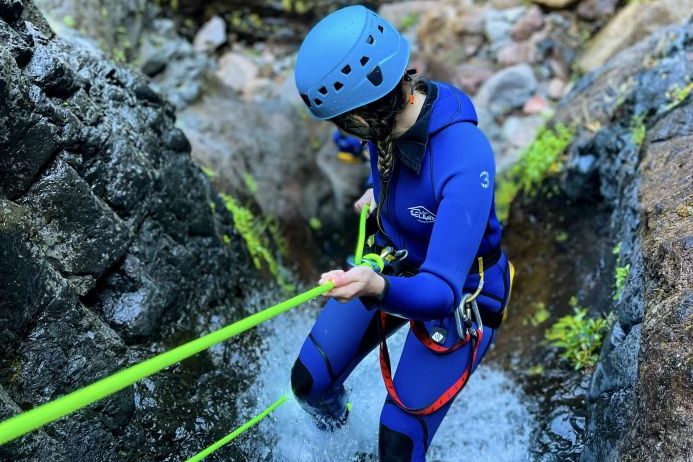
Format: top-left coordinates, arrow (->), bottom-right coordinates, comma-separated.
454,294 -> 484,340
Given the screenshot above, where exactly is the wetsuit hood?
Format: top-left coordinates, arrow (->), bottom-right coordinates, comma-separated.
393,80 -> 478,175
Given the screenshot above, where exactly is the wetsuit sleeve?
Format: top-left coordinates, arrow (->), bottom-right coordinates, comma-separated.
379,123 -> 495,320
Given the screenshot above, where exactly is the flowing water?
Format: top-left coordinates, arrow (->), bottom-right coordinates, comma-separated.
236,304 -> 535,462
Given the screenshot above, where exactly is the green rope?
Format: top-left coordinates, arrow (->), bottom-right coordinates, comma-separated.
354,204 -> 370,265
0,283 -> 333,445
185,395 -> 288,462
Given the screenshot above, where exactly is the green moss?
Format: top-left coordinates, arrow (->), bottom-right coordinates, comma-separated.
555,231 -> 569,243
220,193 -> 294,292
525,301 -> 550,326
545,297 -> 612,371
665,81 -> 693,111
308,217 -> 322,231
242,172 -> 257,195
631,114 -> 646,147
201,166 -> 217,178
612,243 -> 630,301
63,15 -> 76,28
399,12 -> 420,31
495,123 -> 575,222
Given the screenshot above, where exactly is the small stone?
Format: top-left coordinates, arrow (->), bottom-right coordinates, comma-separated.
497,41 -> 533,66
523,95 -> 548,114
454,60 -> 495,95
216,51 -> 258,92
510,6 -> 545,41
484,7 -> 527,46
193,16 -> 226,52
548,77 -> 567,99
676,204 -> 691,218
475,63 -> 538,117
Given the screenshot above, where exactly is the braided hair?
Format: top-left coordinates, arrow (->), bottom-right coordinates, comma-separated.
330,72 -> 427,231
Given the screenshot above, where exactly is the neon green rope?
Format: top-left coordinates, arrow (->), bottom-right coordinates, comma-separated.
0,283 -> 333,445
354,204 -> 370,265
185,395 -> 288,462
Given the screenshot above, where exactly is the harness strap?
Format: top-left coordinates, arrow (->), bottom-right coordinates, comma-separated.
378,311 -> 482,416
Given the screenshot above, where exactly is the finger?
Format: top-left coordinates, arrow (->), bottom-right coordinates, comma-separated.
319,270 -> 345,286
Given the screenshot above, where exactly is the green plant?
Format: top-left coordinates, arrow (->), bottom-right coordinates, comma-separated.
201,166 -> 217,178
242,172 -> 257,194
612,242 -> 630,301
525,301 -> 550,326
495,123 -> 575,221
399,12 -> 420,31
220,193 -> 294,292
545,297 -> 612,370
665,82 -> 693,111
63,15 -> 76,28
309,217 -> 322,231
631,114 -> 646,146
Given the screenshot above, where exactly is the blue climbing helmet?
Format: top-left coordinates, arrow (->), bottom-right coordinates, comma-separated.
295,5 -> 411,120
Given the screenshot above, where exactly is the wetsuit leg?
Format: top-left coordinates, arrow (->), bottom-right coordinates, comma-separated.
378,326 -> 496,461
291,297 -> 406,428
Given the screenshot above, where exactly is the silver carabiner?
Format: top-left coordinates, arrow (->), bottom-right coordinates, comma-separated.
470,298 -> 483,336
454,293 -> 472,340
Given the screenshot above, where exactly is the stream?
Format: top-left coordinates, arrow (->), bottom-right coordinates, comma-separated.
234,304 -> 535,461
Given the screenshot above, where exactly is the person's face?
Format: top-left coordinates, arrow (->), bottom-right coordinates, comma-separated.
331,111 -> 371,140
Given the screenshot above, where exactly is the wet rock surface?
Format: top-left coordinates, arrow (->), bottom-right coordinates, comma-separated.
498,22 -> 692,462
0,1 -> 271,460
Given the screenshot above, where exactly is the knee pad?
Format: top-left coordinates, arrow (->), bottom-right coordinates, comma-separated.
379,423 -> 414,462
291,358 -> 313,402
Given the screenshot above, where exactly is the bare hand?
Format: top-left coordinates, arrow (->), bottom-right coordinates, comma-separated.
318,266 -> 385,303
354,188 -> 376,214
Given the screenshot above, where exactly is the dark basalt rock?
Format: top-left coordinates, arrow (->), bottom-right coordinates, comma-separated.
503,22 -> 692,462
0,2 -> 268,461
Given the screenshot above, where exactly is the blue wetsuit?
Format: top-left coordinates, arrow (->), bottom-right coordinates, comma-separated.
291,80 -> 512,461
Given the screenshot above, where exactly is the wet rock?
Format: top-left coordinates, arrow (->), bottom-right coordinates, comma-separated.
19,158 -> 130,277
0,2 -> 264,460
577,0 -> 693,72
475,63 -> 538,118
192,15 -> 226,52
510,5 -> 544,41
504,22 -> 692,462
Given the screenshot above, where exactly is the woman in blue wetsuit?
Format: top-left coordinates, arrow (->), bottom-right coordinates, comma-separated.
291,6 -> 512,461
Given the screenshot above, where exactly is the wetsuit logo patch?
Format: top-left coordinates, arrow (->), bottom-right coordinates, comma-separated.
408,206 -> 436,223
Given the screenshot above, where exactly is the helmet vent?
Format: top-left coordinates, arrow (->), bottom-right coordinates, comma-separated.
367,35 -> 374,44
360,56 -> 370,66
318,86 -> 328,95
377,24 -> 384,33
314,98 -> 323,106
333,81 -> 343,91
366,66 -> 383,86
300,93 -> 312,108
341,64 -> 351,75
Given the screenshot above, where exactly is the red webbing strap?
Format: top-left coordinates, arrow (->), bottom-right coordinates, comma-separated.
409,320 -> 470,353
378,312 -> 482,416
